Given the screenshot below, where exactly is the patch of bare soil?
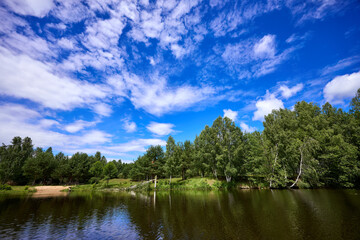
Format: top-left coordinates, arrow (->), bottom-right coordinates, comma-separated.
32,186 -> 69,198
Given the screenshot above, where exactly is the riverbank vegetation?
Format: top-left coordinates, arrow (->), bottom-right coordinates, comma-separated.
0,184 -> 36,194
1,90 -> 360,189
68,177 -> 252,192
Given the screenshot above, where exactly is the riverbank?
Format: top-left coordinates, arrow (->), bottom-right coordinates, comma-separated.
32,186 -> 70,198
0,185 -> 37,195
0,178 -> 262,195
69,177 -> 258,192
0,185 -> 71,196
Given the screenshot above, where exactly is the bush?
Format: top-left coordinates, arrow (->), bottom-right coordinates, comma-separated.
24,186 -> 29,190
89,177 -> 100,184
212,180 -> 222,189
0,184 -> 12,190
298,180 -> 311,189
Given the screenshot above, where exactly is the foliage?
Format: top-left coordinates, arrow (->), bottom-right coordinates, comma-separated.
0,184 -> 12,190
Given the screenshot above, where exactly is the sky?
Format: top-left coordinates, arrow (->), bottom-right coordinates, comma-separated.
0,0 -> 360,162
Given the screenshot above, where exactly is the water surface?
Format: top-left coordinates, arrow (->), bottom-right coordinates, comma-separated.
0,189 -> 360,239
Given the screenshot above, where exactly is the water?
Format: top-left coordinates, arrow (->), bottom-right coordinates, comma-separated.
1,190 -> 360,239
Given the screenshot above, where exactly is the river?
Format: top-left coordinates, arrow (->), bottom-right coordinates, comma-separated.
0,189 -> 360,239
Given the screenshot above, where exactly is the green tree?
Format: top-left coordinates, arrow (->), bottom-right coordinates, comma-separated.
103,162 -> 118,184
211,116 -> 244,182
0,136 -> 34,184
243,131 -> 266,185
146,145 -> 165,179
164,136 -> 178,184
90,161 -> 104,182
23,147 -> 56,184
52,152 -> 71,184
69,152 -> 94,183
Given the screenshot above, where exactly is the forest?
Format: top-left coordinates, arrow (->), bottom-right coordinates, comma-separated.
1,89 -> 359,189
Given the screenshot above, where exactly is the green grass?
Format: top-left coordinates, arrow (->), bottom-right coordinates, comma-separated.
0,185 -> 37,195
56,177 -> 264,193
70,178 -> 136,192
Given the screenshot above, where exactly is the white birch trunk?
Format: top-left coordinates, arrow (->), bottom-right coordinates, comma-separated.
270,144 -> 278,188
226,175 -> 231,182
290,147 -> 304,188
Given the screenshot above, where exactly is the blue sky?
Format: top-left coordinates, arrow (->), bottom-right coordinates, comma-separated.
0,0 -> 360,162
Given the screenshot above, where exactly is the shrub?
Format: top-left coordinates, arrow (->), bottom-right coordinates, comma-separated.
89,177 -> 100,184
0,184 -> 12,190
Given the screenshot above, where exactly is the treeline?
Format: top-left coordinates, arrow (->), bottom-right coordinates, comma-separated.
0,142 -> 131,185
129,89 -> 360,188
1,90 -> 360,188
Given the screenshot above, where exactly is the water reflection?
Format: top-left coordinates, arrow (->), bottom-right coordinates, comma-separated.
0,190 -> 360,239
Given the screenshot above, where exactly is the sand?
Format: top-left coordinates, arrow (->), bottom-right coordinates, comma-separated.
32,186 -> 70,198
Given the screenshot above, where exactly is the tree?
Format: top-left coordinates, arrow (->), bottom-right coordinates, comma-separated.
243,131 -> 267,185
70,152 -> 94,184
52,152 -> 71,184
164,136 -> 178,184
23,147 -> 56,184
90,161 -> 104,182
103,162 -> 118,178
130,155 -> 150,181
146,145 -> 165,179
178,141 -> 194,180
211,116 -> 243,182
0,136 -> 34,184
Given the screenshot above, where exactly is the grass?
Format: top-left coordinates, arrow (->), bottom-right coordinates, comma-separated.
70,178 -> 136,192
1,177 -> 262,194
0,185 -> 37,195
69,177 -> 259,192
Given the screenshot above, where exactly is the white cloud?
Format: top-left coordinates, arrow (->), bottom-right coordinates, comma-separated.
147,122 -> 175,136
0,47 -> 110,113
253,92 -> 284,121
111,72 -> 216,116
122,119 -> 137,133
290,0 -> 349,24
223,109 -> 238,121
84,16 -> 126,50
209,2 -> 279,37
240,122 -> 257,133
57,38 -> 76,50
0,104 -> 111,149
171,44 -> 188,59
221,35 -> 295,79
0,103 -> 164,159
253,35 -> 276,58
321,56 -> 360,76
0,104 -> 166,158
324,71 -> 360,104
3,0 -> 54,18
64,120 -> 97,133
279,83 -> 304,99
106,138 -> 166,153
92,103 -> 113,117
148,56 -> 156,65
51,0 -> 91,23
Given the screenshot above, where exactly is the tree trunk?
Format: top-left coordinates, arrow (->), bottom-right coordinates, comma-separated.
213,169 -> 218,179
169,175 -> 172,185
270,144 -> 278,188
154,175 -> 157,189
226,175 -> 231,182
290,147 -> 304,188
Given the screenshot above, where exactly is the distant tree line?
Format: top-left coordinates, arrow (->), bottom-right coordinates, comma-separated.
1,89 -> 360,188
0,142 -> 131,185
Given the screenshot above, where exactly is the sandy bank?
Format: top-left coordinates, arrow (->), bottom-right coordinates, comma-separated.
32,186 -> 70,198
